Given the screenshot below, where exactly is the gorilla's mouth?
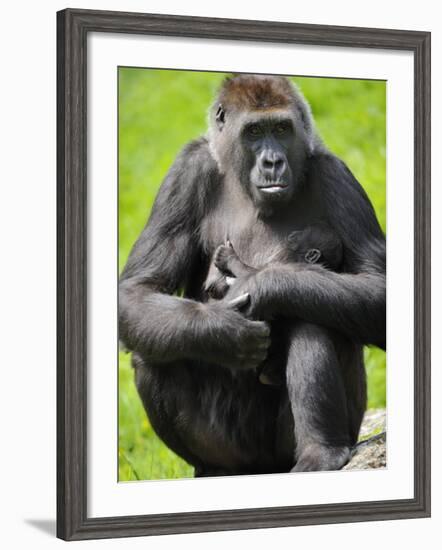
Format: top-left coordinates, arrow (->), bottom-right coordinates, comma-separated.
257,182 -> 289,194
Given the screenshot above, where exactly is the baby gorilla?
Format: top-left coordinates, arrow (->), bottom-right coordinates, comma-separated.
205,223 -> 343,385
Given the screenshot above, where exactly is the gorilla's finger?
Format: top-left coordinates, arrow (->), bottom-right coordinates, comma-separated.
247,320 -> 271,338
256,340 -> 270,351
213,245 -> 230,273
259,372 -> 274,385
238,349 -> 267,364
250,351 -> 268,364
241,359 -> 261,370
228,293 -> 250,311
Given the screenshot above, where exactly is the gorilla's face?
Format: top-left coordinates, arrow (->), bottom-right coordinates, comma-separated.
212,107 -> 308,211
240,113 -> 296,205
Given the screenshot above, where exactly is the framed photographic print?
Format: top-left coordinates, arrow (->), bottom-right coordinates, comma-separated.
57,8 -> 431,541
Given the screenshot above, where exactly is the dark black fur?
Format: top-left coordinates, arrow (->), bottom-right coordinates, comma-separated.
207,223 -> 343,386
119,75 -> 386,475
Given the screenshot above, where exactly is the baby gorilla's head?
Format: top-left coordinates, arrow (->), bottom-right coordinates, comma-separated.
287,223 -> 343,270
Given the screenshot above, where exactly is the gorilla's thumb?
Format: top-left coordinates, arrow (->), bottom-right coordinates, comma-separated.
228,293 -> 250,312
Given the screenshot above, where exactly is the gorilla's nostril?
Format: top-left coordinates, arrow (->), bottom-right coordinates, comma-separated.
260,152 -> 286,178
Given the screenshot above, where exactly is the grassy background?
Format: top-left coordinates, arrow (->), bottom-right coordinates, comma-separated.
118,69 -> 386,481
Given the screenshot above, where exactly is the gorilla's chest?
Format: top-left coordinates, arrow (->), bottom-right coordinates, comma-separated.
203,218 -> 270,269
201,199 -> 313,270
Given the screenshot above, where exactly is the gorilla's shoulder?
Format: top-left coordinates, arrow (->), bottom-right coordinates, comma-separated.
308,151 -> 348,176
181,136 -> 210,154
307,151 -> 365,195
157,137 -> 222,214
177,137 -> 219,174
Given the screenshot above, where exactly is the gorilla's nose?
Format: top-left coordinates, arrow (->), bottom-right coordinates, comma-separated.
259,151 -> 286,181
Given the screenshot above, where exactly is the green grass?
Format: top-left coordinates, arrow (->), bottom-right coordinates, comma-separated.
118,69 -> 386,481
118,351 -> 194,480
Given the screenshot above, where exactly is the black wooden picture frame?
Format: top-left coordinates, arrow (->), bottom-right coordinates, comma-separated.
57,8 -> 431,541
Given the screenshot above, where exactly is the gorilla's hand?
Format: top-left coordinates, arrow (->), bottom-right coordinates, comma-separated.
223,262 -> 319,321
214,242 -> 282,321
221,273 -> 268,321
201,294 -> 270,370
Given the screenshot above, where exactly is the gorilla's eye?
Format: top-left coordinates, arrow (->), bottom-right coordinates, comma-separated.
246,124 -> 262,137
274,122 -> 291,135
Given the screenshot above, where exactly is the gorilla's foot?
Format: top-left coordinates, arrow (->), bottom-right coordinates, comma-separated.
291,443 -> 350,472
214,241 -> 244,277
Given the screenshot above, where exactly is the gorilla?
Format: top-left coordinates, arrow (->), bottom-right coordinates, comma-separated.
119,74 -> 386,476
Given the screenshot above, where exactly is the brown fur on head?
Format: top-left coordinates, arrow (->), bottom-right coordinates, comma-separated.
209,74 -> 319,158
208,74 -> 321,215
217,74 -> 296,111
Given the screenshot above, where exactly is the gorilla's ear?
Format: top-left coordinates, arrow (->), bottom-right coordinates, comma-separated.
215,104 -> 226,131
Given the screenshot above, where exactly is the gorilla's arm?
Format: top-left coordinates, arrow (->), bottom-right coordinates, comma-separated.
119,139 -> 269,369
234,154 -> 386,349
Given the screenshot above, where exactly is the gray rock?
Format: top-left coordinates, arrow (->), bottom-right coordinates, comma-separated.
344,409 -> 386,470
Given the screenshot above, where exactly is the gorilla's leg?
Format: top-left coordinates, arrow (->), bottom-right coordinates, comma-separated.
336,339 -> 367,445
286,322 -> 351,472
132,353 -> 204,471
132,352 -> 282,477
